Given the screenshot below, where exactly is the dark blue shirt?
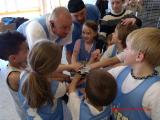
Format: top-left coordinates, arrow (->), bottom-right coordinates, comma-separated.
66,4 -> 100,53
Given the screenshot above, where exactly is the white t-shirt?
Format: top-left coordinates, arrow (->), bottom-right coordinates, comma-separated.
108,66 -> 160,120
25,14 -> 73,49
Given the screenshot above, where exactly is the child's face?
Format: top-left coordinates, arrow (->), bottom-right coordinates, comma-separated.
110,0 -> 123,13
82,24 -> 96,43
14,41 -> 29,68
112,29 -> 121,44
123,40 -> 137,65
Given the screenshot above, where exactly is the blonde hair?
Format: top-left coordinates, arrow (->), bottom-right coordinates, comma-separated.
22,40 -> 61,108
127,27 -> 160,67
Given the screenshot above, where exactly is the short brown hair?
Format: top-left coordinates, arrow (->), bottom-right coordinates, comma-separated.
85,69 -> 117,106
116,23 -> 138,48
127,27 -> 160,67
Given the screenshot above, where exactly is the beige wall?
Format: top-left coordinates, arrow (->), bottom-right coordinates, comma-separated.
40,0 -> 69,14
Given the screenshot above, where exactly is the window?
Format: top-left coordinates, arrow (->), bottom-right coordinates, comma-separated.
0,0 -> 41,19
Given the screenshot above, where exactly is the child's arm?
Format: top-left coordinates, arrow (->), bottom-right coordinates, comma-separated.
68,74 -> 81,93
7,71 -> 20,91
56,63 -> 82,72
112,62 -> 126,68
89,56 -> 121,70
71,39 -> 81,64
67,74 -> 82,120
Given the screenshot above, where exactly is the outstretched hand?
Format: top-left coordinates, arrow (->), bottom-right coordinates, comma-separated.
121,18 -> 136,25
70,62 -> 83,72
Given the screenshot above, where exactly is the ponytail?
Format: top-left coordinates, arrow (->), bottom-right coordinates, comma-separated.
22,72 -> 53,108
22,41 -> 61,108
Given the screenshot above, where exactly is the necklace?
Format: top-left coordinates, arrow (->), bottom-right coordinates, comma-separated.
131,69 -> 158,80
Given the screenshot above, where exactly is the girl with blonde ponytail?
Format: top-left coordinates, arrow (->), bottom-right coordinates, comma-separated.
18,40 -> 71,120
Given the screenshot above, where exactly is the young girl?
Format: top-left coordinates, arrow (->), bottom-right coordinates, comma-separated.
0,31 -> 28,119
89,23 -> 138,70
109,28 -> 160,120
71,20 -> 99,64
18,40 -> 71,120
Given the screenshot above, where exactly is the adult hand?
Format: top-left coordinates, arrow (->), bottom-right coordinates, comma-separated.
121,18 -> 136,25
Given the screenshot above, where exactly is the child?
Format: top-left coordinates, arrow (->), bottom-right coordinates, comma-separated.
0,31 -> 28,119
89,23 -> 138,70
106,33 -> 113,48
18,40 -> 71,120
68,69 -> 117,120
71,20 -> 101,64
101,23 -> 138,60
109,27 -> 160,120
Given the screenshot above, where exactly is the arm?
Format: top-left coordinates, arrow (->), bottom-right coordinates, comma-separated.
7,71 -> 20,91
89,44 -> 114,64
56,63 -> 82,72
89,48 -> 125,70
89,56 -> 121,70
71,39 -> 81,64
67,74 -> 82,120
68,74 -> 81,93
66,51 -> 72,64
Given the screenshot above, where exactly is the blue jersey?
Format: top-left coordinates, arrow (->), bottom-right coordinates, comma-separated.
80,99 -> 111,120
18,71 -> 71,120
17,15 -> 49,39
78,39 -> 96,62
112,67 -> 160,120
